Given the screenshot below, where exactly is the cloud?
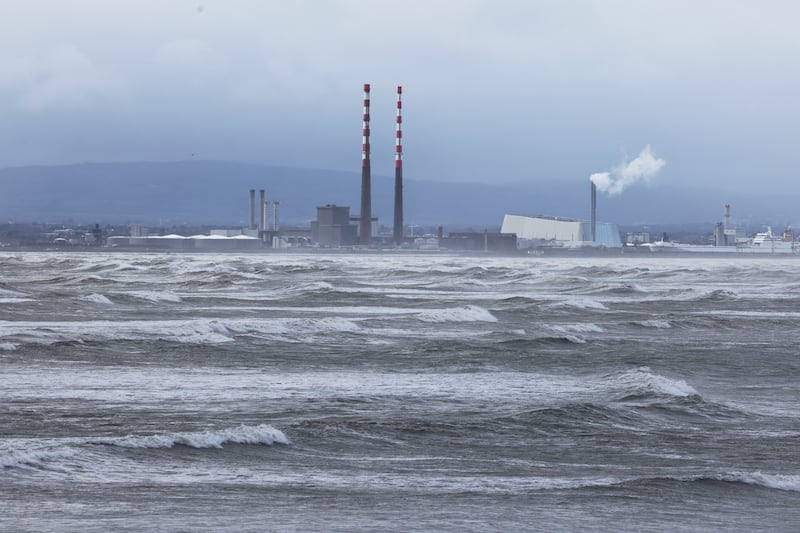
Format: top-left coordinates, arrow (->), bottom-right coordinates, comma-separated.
0,44 -> 118,111
154,39 -> 225,74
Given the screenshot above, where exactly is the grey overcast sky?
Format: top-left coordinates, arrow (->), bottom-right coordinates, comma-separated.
0,0 -> 798,190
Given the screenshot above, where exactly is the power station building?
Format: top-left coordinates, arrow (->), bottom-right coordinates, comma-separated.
501,214 -> 622,249
310,205 -> 379,247
311,205 -> 358,246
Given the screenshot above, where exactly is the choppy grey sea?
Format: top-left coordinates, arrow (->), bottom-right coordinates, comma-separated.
1,252 -> 799,532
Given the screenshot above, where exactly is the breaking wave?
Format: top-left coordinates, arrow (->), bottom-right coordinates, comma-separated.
416,305 -> 497,323
1,446 -> 79,470
620,472 -> 800,493
631,319 -> 672,329
550,323 -> 604,334
608,367 -> 698,399
81,293 -> 114,305
91,424 -> 290,449
0,297 -> 35,305
715,471 -> 800,492
548,298 -> 608,311
695,289 -> 740,302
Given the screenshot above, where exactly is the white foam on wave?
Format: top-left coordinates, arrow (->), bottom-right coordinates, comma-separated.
126,290 -> 182,303
635,319 -> 672,329
0,342 -> 17,350
0,445 -> 78,470
611,367 -> 698,397
0,287 -> 26,297
0,315 -> 389,346
548,297 -> 608,311
223,316 -> 363,337
0,297 -> 34,304
550,323 -> 604,334
0,318 -> 235,345
717,471 -> 800,492
278,281 -> 335,296
699,310 -> 800,319
81,293 -> 113,305
303,281 -> 335,291
416,305 -> 497,323
91,424 -> 290,449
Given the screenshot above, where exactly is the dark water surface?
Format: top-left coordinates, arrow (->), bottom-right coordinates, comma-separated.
1,252 -> 798,531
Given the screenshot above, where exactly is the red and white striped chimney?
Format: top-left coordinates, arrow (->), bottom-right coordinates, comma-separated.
359,83 -> 372,245
393,85 -> 404,245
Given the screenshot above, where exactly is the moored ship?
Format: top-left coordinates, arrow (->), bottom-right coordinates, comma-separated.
645,227 -> 799,254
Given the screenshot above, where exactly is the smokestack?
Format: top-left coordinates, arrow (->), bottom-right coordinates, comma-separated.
590,181 -> 597,242
393,85 -> 404,245
359,83 -> 372,245
249,189 -> 256,230
264,201 -> 270,232
259,189 -> 265,233
273,201 -> 280,233
724,203 -> 731,231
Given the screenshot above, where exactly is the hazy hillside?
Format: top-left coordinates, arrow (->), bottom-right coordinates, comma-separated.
0,160 -> 793,228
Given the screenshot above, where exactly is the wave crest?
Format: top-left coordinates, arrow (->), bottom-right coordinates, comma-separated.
1,446 -> 78,470
632,319 -> 672,329
416,305 -> 497,323
81,293 -> 114,305
91,424 -> 290,449
609,367 -> 698,399
717,471 -> 800,492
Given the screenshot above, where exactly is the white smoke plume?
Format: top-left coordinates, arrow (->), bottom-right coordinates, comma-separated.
590,145 -> 666,196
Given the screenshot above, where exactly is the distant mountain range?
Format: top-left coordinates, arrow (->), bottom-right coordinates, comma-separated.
0,160 -> 793,229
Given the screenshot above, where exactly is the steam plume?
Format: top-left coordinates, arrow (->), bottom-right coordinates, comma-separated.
590,145 -> 665,196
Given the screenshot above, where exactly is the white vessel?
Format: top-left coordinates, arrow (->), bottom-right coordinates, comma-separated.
741,227 -> 797,254
645,227 -> 799,255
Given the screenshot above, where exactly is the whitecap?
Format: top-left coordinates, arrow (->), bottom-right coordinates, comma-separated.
549,298 -> 608,311
0,318 -> 235,345
0,446 -> 78,470
612,367 -> 698,398
81,293 -> 113,305
634,320 -> 672,329
415,305 -> 498,323
91,424 -> 290,449
0,342 -> 17,351
550,323 -> 604,334
717,471 -> 800,492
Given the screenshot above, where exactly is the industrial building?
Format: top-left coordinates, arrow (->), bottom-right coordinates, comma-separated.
106,187 -> 288,251
107,234 -> 263,250
501,214 -> 622,249
311,205 -> 358,246
499,179 -> 623,250
440,232 -> 517,252
713,203 -> 747,246
309,204 -> 380,247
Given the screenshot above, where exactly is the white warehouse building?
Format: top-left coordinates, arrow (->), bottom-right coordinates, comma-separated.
501,214 -> 622,249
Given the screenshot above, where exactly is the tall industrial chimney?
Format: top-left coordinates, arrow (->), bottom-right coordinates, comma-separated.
590,181 -> 597,242
249,189 -> 256,230
264,201 -> 271,232
259,189 -> 265,234
724,203 -> 731,231
393,85 -> 404,245
273,201 -> 280,233
359,83 -> 372,245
